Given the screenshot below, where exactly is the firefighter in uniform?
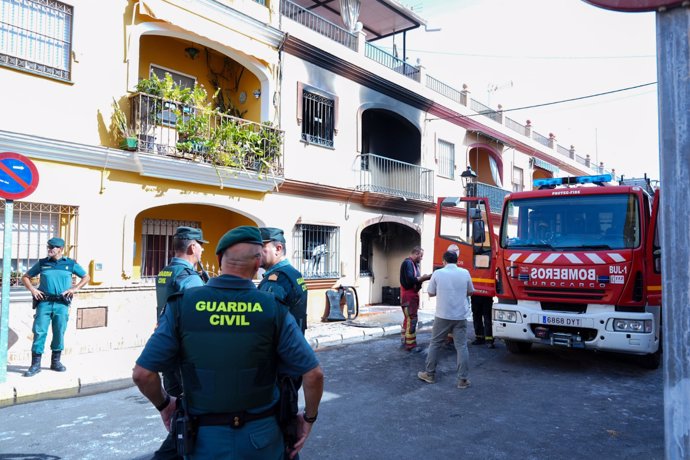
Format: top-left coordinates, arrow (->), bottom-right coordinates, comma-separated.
258,227 -> 308,334
471,295 -> 495,348
133,226 -> 324,459
399,246 -> 431,353
21,237 -> 90,377
153,226 -> 207,459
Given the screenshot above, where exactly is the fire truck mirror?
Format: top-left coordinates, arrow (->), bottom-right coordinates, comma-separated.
472,220 -> 486,244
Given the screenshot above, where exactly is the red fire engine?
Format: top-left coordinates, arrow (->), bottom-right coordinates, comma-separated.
492,174 -> 661,368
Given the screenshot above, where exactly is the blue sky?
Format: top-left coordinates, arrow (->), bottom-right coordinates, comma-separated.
388,0 -> 660,180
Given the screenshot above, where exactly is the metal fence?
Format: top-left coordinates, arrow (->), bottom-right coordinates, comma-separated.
532,130 -> 550,147
505,117 -> 527,137
356,153 -> 433,201
129,93 -> 284,176
470,99 -> 501,123
426,75 -> 463,104
364,43 -> 420,82
281,0 -> 357,51
470,182 -> 510,214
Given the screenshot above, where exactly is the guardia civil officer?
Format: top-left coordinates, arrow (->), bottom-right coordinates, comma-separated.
153,226 -> 207,460
133,226 -> 324,459
258,227 -> 308,334
155,226 -> 208,319
21,237 -> 90,377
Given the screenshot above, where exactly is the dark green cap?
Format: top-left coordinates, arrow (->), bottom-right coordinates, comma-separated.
259,227 -> 286,244
47,237 -> 65,248
216,226 -> 263,255
174,226 -> 208,244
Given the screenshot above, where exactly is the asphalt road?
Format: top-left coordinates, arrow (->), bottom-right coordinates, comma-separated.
0,330 -> 663,459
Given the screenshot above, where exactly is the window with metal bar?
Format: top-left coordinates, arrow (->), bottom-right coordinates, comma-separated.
0,201 -> 79,285
140,218 -> 201,278
293,224 -> 340,279
437,139 -> 455,179
512,166 -> 524,192
301,90 -> 334,147
0,0 -> 73,81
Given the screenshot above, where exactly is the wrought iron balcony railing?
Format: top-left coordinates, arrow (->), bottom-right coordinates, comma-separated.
467,182 -> 510,214
356,153 -> 433,202
128,93 -> 284,177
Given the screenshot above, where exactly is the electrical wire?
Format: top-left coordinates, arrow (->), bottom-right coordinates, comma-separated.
427,81 -> 657,123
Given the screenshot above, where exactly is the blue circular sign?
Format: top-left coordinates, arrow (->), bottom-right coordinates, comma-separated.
0,152 -> 39,200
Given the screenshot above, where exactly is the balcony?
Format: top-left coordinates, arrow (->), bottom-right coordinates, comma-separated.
357,153 -> 433,202
127,93 -> 284,177
468,182 -> 510,215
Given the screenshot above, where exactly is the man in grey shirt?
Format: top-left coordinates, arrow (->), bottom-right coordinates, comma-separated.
417,250 -> 474,389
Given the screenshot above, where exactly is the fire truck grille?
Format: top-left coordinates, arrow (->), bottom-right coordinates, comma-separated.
529,324 -> 598,341
524,287 -> 605,302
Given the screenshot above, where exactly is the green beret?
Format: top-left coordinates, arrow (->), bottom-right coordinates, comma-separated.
47,237 -> 65,248
174,226 -> 209,244
216,226 -> 263,255
259,227 -> 286,244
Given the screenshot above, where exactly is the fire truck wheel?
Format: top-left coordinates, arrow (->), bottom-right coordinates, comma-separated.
505,340 -> 533,354
638,351 -> 661,370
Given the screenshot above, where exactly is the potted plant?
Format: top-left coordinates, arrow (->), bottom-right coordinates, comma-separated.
111,99 -> 137,150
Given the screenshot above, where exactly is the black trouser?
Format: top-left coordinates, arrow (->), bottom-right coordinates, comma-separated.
471,295 -> 494,341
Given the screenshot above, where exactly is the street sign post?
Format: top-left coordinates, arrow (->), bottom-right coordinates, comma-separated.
0,152 -> 40,383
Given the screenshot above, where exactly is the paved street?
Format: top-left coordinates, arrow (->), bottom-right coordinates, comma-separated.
0,329 -> 663,459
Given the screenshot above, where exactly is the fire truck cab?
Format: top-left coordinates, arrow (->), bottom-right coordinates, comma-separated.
492,174 -> 661,368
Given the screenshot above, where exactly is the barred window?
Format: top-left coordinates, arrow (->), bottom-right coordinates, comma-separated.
0,201 -> 79,285
140,218 -> 201,278
293,224 -> 340,279
0,0 -> 73,81
437,139 -> 455,179
512,166 -> 524,192
301,90 -> 334,147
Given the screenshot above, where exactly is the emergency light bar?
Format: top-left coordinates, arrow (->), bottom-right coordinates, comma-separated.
534,174 -> 612,188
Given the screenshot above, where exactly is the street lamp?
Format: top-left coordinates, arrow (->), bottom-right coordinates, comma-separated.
461,166 -> 477,197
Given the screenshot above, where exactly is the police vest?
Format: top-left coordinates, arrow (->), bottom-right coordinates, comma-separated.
259,265 -> 308,333
156,262 -> 197,318
170,286 -> 285,414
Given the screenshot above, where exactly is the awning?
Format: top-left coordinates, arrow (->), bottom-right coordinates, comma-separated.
532,157 -> 560,175
139,0 -> 280,65
290,0 -> 427,41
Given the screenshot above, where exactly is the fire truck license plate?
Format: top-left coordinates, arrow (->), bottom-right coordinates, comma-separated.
541,315 -> 582,327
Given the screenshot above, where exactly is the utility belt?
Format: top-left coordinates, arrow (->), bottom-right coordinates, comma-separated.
32,292 -> 71,309
195,405 -> 277,428
172,397 -> 277,456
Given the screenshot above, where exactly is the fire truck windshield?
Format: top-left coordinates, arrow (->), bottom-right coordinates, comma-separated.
500,193 -> 640,250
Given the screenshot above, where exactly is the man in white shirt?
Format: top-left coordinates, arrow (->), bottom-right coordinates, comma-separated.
417,250 -> 474,389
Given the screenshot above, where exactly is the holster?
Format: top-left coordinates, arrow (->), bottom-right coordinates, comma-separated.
171,397 -> 197,456
278,375 -> 299,449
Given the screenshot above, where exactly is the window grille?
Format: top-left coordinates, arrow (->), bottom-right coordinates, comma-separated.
0,0 -> 73,81
437,139 -> 455,179
140,218 -> 201,278
301,90 -> 334,147
293,224 -> 340,279
0,201 -> 79,284
512,166 -> 524,192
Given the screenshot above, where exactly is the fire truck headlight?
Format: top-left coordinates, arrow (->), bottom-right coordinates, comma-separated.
494,309 -> 517,323
613,319 -> 652,333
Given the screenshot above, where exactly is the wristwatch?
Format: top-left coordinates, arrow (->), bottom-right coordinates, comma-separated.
155,393 -> 171,411
303,411 -> 318,424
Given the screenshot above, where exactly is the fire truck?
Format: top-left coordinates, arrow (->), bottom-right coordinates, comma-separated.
492,174 -> 662,368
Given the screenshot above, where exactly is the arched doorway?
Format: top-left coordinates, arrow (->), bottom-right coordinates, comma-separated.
358,218 -> 421,306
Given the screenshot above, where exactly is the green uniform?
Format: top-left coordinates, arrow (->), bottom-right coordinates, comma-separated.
155,257 -> 203,318
137,274 -> 319,459
258,259 -> 308,334
25,256 -> 87,354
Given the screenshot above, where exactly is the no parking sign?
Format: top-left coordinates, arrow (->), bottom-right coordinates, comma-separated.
0,152 -> 39,200
0,151 -> 39,382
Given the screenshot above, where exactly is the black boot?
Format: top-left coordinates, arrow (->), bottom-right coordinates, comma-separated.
50,351 -> 66,372
23,353 -> 42,377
